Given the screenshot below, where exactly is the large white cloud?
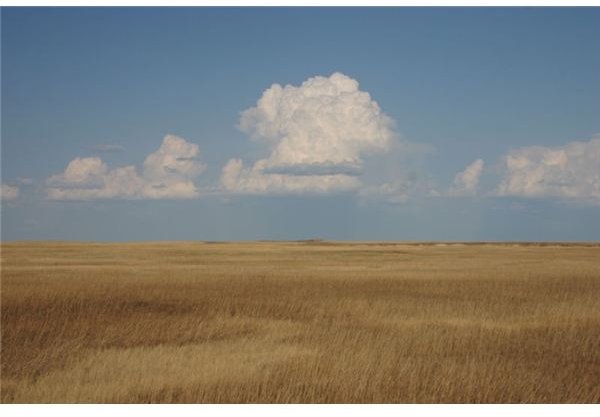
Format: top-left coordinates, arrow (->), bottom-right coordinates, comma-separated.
496,137 -> 600,204
46,135 -> 206,200
222,72 -> 397,194
0,184 -> 19,201
448,159 -> 484,197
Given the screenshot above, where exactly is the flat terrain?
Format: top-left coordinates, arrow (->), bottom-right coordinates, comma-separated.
1,241 -> 599,403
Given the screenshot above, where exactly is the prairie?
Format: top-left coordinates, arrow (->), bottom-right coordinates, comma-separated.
1,241 -> 599,403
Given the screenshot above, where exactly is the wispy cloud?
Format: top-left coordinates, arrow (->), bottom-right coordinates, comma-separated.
221,158 -> 361,195
359,174 -> 440,204
448,159 -> 484,197
16,177 -> 34,185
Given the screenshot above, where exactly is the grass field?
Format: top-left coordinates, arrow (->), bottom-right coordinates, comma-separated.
1,241 -> 599,403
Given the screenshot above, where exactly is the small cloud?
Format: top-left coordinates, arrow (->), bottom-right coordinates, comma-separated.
448,159 -> 484,197
496,136 -> 600,205
46,135 -> 206,200
0,184 -> 19,201
47,157 -> 108,187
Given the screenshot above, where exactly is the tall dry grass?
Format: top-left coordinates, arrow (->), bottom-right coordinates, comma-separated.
1,241 -> 599,403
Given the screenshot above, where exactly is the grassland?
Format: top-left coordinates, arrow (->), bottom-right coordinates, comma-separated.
1,241 -> 599,403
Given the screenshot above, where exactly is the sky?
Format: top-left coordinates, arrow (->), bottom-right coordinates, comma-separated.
1,7 -> 600,241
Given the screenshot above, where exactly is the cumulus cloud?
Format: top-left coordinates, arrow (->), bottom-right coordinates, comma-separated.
222,72 -> 397,194
448,159 -> 484,197
0,184 -> 19,201
16,177 -> 34,185
46,135 -> 206,200
143,136 -> 205,182
359,174 -> 440,204
496,137 -> 600,204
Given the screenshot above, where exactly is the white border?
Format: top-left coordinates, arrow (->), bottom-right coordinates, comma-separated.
1,2 -> 599,414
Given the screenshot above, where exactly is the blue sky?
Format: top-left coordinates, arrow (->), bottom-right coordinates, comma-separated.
2,7 -> 599,241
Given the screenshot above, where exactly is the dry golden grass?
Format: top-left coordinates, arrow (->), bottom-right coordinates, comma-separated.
1,241 -> 599,403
